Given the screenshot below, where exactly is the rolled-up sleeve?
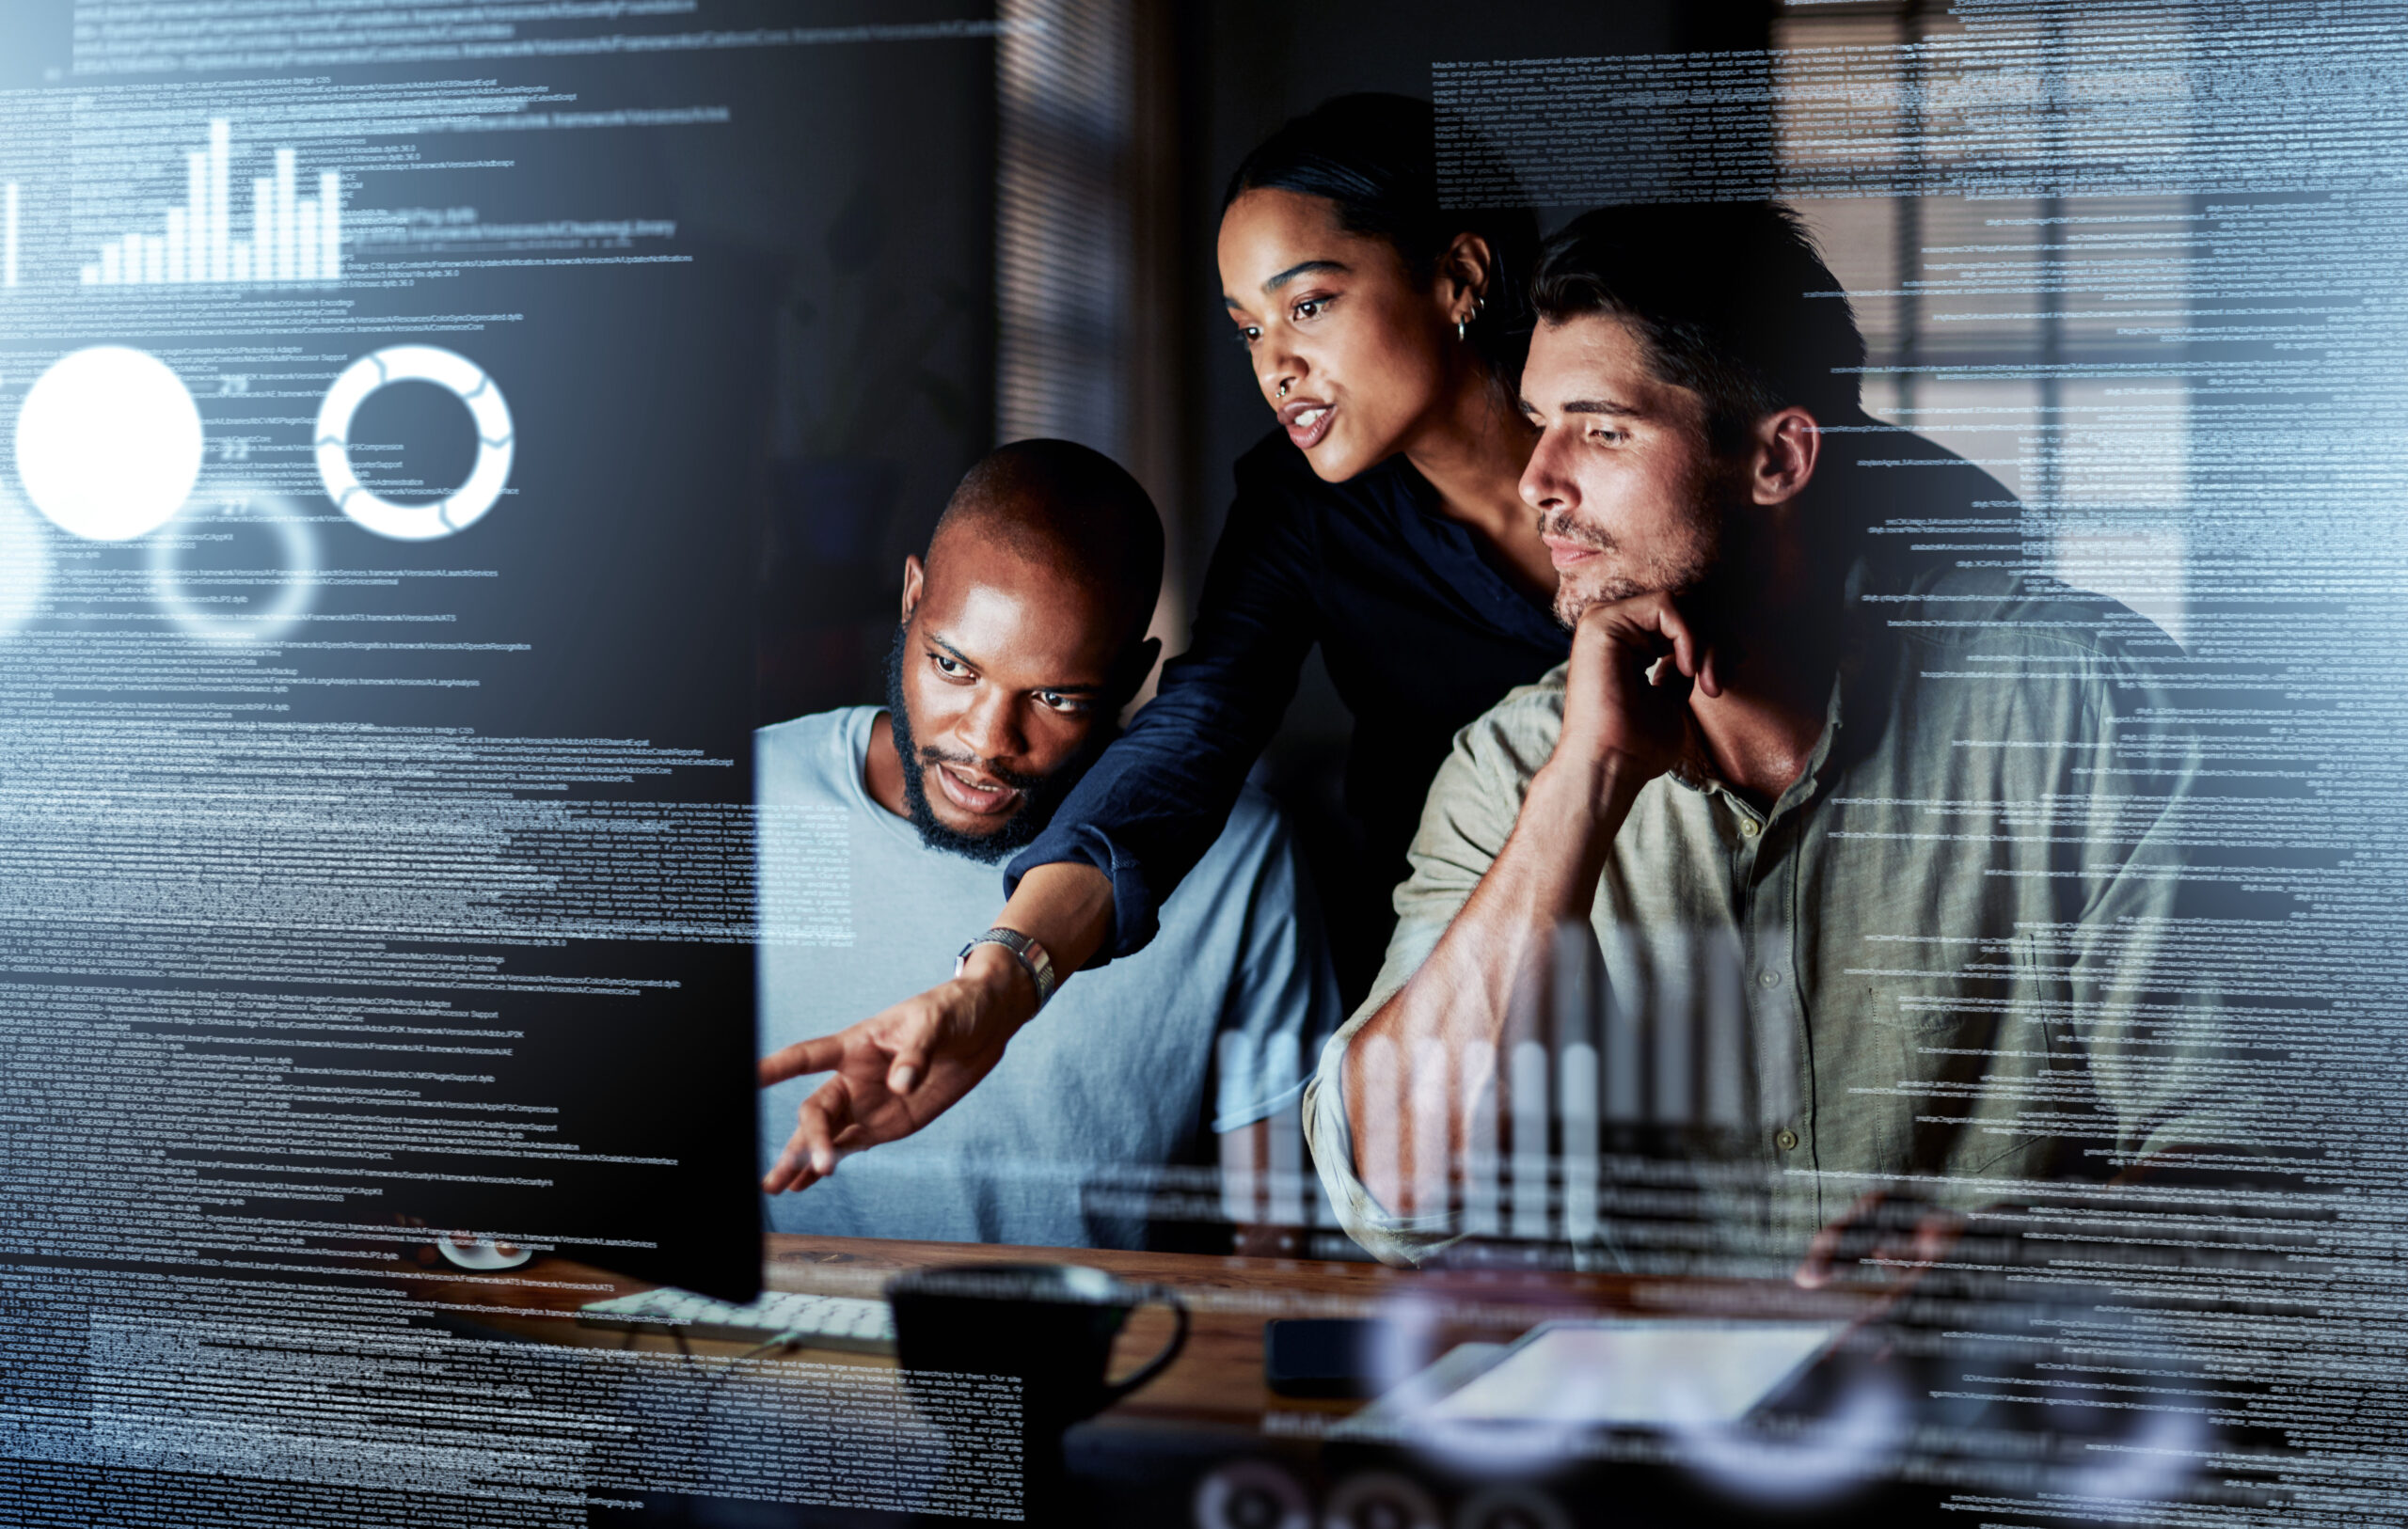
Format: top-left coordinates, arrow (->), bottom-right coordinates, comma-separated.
1302,1019 -> 1460,1266
1301,674 -> 1565,1265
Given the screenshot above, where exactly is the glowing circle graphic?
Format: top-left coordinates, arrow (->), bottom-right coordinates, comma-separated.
315,345 -> 514,541
149,487 -> 318,644
12,345 -> 204,541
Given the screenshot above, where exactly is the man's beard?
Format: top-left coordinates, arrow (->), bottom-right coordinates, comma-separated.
1543,484 -> 1734,630
881,625 -> 1111,864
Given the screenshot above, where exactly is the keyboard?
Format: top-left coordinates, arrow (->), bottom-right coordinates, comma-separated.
578,1285 -> 896,1353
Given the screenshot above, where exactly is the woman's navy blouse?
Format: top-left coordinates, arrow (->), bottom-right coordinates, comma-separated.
1007,430 -> 1572,960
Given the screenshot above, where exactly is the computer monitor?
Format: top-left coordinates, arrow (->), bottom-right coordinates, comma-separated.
0,2 -> 843,1303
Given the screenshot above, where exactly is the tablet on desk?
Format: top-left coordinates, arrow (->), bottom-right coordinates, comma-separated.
1339,1318 -> 1848,1435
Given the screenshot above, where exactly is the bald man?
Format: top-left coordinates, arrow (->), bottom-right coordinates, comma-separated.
754,439 -> 1339,1251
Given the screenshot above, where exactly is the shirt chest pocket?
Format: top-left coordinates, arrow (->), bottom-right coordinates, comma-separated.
1846,930 -> 2024,1034
1821,833 -> 2022,1033
2005,931 -> 2084,1062
1859,933 -> 2080,1042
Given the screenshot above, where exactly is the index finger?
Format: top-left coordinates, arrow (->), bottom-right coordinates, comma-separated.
1639,592 -> 1704,684
1580,591 -> 1700,680
1794,1190 -> 1888,1289
1795,1222 -> 1846,1289
762,1078 -> 855,1193
758,1032 -> 845,1087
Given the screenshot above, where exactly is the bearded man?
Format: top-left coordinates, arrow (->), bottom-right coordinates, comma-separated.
755,438 -> 1337,1250
1302,204 -> 2226,1278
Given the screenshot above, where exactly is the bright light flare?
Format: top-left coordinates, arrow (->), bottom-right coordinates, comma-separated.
13,346 -> 204,542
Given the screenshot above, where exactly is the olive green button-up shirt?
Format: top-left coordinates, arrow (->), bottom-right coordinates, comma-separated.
1302,559 -> 2225,1269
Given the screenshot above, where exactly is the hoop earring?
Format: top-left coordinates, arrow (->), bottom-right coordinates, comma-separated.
1456,294 -> 1486,344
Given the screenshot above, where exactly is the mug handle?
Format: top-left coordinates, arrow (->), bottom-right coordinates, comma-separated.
1099,1285 -> 1190,1408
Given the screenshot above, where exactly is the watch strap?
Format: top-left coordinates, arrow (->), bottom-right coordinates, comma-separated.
956,928 -> 1056,1010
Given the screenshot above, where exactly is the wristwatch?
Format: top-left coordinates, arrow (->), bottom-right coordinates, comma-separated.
956,927 -> 1056,1011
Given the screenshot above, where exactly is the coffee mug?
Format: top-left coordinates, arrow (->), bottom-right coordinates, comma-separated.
887,1263 -> 1192,1521
886,1262 -> 1190,1432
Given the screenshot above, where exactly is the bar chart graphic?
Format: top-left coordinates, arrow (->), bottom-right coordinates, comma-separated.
81,119 -> 340,288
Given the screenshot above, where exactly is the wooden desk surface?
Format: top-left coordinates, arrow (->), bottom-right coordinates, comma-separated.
397,1235 -> 1867,1435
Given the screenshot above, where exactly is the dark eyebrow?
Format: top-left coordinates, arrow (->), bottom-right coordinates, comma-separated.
925,630 -> 1105,694
1264,258 -> 1346,292
1222,258 -> 1351,307
1520,397 -> 1648,422
925,632 -> 977,670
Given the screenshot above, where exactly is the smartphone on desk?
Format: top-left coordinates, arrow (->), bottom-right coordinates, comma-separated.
1264,1317 -> 1386,1398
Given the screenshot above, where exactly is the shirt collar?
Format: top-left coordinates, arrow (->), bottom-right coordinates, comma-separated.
1664,552 -> 1883,824
1385,459 -> 1564,640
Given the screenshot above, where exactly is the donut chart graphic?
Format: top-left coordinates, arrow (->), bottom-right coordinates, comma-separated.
316,345 -> 513,540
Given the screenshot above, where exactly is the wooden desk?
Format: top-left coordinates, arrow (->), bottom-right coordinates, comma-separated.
396,1235 -> 1868,1437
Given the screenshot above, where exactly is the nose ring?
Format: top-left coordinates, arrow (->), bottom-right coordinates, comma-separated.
1276,379 -> 1291,399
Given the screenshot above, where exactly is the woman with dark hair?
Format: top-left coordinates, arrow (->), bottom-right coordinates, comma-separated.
762,94 -> 1572,1191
